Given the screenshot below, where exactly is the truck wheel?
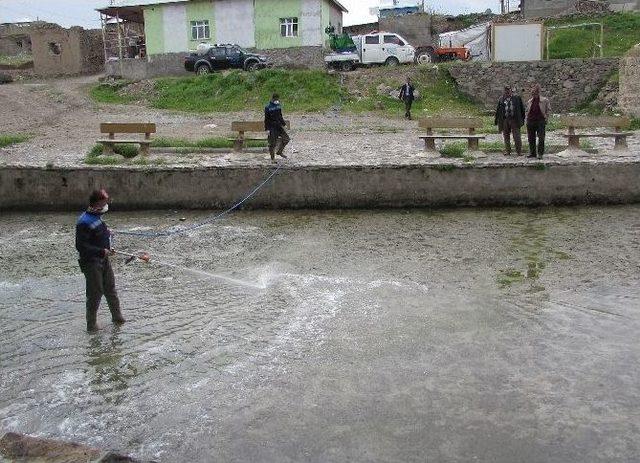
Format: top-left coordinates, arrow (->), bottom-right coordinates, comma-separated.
339,61 -> 354,72
385,57 -> 400,67
245,60 -> 260,71
196,64 -> 211,76
416,50 -> 435,65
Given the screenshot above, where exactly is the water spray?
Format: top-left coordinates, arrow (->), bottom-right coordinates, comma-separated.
114,250 -> 151,264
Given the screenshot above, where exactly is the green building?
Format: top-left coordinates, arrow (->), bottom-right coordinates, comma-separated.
99,0 -> 347,56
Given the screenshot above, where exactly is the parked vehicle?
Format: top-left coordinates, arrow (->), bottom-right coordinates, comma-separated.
184,44 -> 269,74
325,32 -> 415,71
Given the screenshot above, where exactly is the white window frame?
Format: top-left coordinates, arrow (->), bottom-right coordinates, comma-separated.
191,20 -> 210,41
280,17 -> 298,38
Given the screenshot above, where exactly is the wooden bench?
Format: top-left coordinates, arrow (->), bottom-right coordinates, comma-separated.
418,117 -> 485,153
561,116 -> 632,152
230,120 -> 290,152
98,123 -> 156,156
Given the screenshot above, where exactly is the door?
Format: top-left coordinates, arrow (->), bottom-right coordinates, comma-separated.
361,34 -> 382,64
384,34 -> 413,63
209,47 -> 228,70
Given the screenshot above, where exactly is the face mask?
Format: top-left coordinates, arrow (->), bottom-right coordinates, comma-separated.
273,100 -> 280,105
99,204 -> 109,214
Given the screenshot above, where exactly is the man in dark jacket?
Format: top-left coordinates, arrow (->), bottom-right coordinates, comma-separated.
76,189 -> 125,332
398,77 -> 415,120
495,86 -> 525,156
264,93 -> 290,163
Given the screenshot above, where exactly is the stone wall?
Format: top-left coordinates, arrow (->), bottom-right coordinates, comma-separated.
105,46 -> 325,79
448,58 -> 619,112
29,26 -> 104,76
2,162 -> 640,211
258,46 -> 325,69
619,44 -> 640,117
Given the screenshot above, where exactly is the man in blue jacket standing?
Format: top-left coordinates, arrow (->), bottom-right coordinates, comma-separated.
264,93 -> 290,163
76,189 -> 125,332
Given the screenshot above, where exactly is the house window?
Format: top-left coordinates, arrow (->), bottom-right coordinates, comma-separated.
280,17 -> 298,37
191,20 -> 210,40
48,42 -> 61,55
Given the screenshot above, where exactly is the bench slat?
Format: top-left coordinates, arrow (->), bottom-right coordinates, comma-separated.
232,120 -> 290,132
418,135 -> 485,139
561,116 -> 630,129
418,117 -> 483,129
100,123 -> 157,134
97,139 -> 152,144
560,133 -> 632,138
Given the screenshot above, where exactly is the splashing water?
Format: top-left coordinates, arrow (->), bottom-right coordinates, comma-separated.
149,259 -> 269,290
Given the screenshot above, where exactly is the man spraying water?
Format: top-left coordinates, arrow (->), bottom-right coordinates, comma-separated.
75,189 -> 125,332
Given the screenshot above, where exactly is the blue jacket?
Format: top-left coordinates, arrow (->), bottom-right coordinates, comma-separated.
75,211 -> 111,262
264,101 -> 286,131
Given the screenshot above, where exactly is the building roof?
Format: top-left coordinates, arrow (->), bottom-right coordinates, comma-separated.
99,0 -> 347,12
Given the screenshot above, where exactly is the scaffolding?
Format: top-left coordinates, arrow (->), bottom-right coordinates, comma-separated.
98,6 -> 146,65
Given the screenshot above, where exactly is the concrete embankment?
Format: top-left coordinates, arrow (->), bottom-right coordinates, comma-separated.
0,431 -> 153,462
1,161 -> 639,211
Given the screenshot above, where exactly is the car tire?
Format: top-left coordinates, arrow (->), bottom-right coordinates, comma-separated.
196,64 -> 211,76
339,61 -> 354,72
385,57 -> 400,67
245,60 -> 260,72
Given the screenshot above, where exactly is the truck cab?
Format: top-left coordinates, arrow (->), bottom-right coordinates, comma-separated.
325,32 -> 415,71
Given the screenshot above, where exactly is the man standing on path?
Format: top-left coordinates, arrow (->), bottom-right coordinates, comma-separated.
264,93 -> 290,163
76,189 -> 125,332
526,84 -> 552,159
399,76 -> 416,120
495,86 -> 525,156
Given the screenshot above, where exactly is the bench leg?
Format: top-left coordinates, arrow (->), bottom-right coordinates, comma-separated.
567,135 -> 581,150
468,138 -> 479,151
139,144 -> 150,156
614,136 -> 628,151
423,138 -> 437,152
233,138 -> 244,152
102,143 -> 115,156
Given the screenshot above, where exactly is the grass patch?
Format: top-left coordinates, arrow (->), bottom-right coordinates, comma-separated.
497,269 -> 525,287
90,80 -> 137,104
0,133 -> 30,148
151,137 -> 267,149
630,118 -> 640,131
546,12 -> 640,59
0,54 -> 32,67
86,143 -> 139,163
433,164 -> 457,172
152,69 -> 346,112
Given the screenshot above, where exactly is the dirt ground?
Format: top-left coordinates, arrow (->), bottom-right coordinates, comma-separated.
1,75 -> 638,167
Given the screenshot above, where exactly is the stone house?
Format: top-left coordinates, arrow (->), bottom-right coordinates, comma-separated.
99,0 -> 347,75
521,0 -> 640,18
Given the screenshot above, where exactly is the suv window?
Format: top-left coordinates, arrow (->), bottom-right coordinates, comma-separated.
226,47 -> 241,60
211,47 -> 226,59
365,35 -> 380,45
384,35 -> 404,46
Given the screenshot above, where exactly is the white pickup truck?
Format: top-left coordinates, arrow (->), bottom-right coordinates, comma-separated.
325,32 -> 416,72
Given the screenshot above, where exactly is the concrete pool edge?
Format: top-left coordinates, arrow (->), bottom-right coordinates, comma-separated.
1,160 -> 639,211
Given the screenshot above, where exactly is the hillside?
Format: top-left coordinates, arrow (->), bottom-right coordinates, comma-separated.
546,12 -> 640,59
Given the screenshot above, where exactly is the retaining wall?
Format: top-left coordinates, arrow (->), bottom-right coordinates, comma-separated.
448,58 -> 619,112
619,44 -> 640,117
1,162 -> 639,211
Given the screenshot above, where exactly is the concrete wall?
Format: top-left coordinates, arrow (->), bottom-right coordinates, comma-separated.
105,51 -> 190,79
619,44 -> 640,117
255,0 -> 303,48
1,162 -> 639,211
186,0 -> 215,48
215,0 -> 256,48
164,3 -> 189,53
448,58 -> 619,112
522,0 -> 639,18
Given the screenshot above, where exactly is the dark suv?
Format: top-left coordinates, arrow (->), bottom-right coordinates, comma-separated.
184,44 -> 269,74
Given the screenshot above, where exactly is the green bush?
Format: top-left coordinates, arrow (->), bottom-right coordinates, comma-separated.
0,133 -> 30,148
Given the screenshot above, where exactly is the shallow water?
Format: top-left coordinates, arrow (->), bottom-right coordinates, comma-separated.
1,207 -> 639,462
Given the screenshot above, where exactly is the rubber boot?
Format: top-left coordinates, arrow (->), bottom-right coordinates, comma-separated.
110,308 -> 126,325
86,309 -> 99,332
